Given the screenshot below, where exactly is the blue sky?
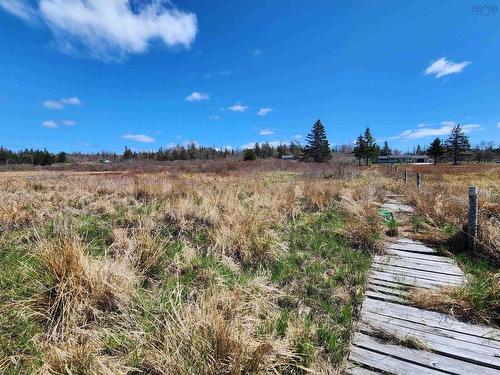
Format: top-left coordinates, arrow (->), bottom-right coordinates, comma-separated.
1,0 -> 499,153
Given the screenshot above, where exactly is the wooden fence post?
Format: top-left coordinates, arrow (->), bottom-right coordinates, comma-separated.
468,186 -> 478,250
416,173 -> 421,189
404,170 -> 408,182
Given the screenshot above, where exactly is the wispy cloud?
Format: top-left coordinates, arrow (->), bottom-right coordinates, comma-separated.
257,107 -> 272,116
42,120 -> 58,128
41,119 -> 76,128
228,103 -> 248,112
62,119 -> 76,126
390,121 -> 482,140
497,122 -> 500,129
0,0 -> 197,61
185,91 -> 209,102
122,134 -> 156,143
209,115 -> 220,120
43,96 -> 81,109
250,48 -> 263,56
259,128 -> 274,136
424,57 -> 471,78
0,0 -> 38,23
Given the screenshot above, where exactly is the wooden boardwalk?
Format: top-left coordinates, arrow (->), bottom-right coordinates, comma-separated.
346,198 -> 500,375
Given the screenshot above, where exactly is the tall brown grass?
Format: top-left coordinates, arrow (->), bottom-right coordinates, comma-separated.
385,164 -> 500,264
0,165 -> 383,373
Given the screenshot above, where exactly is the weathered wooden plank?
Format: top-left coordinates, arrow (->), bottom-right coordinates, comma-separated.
368,277 -> 415,291
349,346 -> 445,375
362,310 -> 500,350
370,270 -> 442,289
372,265 -> 463,285
352,332 -> 500,375
373,261 -> 463,278
386,249 -> 456,264
345,364 -> 383,375
369,270 -> 449,289
367,283 -> 408,297
372,262 -> 463,281
359,320 -> 500,369
365,290 -> 406,303
381,203 -> 414,213
392,237 -> 425,245
362,298 -> 500,341
373,256 -> 463,276
387,243 -> 437,254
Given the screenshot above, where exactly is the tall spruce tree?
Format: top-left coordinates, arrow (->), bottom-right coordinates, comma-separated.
380,141 -> 392,156
444,124 -> 471,165
352,135 -> 366,166
363,127 -> 379,165
427,138 -> 445,165
304,119 -> 331,162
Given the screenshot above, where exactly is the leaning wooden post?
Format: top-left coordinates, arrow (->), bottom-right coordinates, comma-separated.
416,173 -> 421,190
404,170 -> 408,182
468,186 -> 478,250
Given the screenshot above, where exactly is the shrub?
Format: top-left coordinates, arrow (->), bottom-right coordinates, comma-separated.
243,149 -> 257,161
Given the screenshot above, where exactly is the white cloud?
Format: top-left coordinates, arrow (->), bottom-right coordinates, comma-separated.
0,0 -> 197,61
209,115 -> 220,120
228,103 -> 248,112
62,119 -> 76,126
391,121 -> 482,140
122,134 -> 156,143
250,48 -> 263,56
497,122 -> 500,129
185,91 -> 209,102
257,107 -> 272,116
43,100 -> 63,109
42,120 -> 58,128
293,134 -> 302,140
0,0 -> 38,23
241,142 -> 256,150
44,96 -> 81,109
424,57 -> 471,78
61,96 -> 81,105
259,128 -> 274,136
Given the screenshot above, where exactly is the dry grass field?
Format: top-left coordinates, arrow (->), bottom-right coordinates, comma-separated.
0,162 -> 498,374
0,164 -> 386,374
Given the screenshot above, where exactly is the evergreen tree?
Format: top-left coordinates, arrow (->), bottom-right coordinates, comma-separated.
427,138 -> 445,165
254,143 -> 261,158
380,141 -> 392,157
352,135 -> 366,166
243,148 -> 256,161
304,119 -> 331,162
56,151 -> 68,163
362,127 -> 379,165
416,144 -> 423,155
122,146 -> 133,159
444,124 -> 471,165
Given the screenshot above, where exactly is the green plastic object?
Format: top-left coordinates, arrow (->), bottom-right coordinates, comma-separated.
378,208 -> 394,222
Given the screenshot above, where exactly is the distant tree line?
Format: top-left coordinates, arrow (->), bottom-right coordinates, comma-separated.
0,147 -> 67,166
1,122 -> 498,166
352,124 -> 499,165
120,144 -> 236,161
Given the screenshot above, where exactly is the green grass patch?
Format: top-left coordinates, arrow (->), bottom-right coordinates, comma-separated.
272,208 -> 371,366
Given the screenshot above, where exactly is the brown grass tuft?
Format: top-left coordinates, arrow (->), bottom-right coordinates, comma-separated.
36,229 -> 137,340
